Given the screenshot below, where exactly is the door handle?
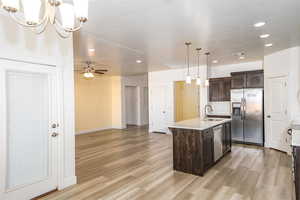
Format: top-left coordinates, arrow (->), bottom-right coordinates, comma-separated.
51,132 -> 59,137
51,123 -> 59,128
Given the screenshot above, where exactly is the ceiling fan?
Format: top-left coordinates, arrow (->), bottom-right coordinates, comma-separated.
76,61 -> 109,78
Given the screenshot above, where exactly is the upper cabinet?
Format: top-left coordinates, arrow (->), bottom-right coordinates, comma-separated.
231,72 -> 246,89
209,77 -> 232,102
246,70 -> 264,88
231,70 -> 264,89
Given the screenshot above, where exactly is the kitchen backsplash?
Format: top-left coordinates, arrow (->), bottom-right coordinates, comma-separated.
208,102 -> 231,116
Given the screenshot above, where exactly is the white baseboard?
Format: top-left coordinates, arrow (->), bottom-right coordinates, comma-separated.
76,127 -> 113,135
59,176 -> 77,190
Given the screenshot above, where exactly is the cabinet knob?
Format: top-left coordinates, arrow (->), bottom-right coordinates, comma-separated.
267,115 -> 271,118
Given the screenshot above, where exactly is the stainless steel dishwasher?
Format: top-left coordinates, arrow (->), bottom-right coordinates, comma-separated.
213,125 -> 223,162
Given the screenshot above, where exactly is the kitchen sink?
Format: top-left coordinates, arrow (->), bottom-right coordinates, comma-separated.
203,118 -> 223,122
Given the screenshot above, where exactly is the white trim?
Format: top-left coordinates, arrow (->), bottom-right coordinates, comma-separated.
58,176 -> 77,190
76,127 -> 114,135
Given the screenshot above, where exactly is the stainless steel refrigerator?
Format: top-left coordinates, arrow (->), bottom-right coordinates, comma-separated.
231,89 -> 264,145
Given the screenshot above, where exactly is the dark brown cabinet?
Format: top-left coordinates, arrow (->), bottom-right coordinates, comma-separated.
209,77 -> 231,102
293,146 -> 300,200
246,70 -> 264,88
170,121 -> 232,176
231,72 -> 246,89
222,122 -> 231,153
231,70 -> 264,89
202,129 -> 214,171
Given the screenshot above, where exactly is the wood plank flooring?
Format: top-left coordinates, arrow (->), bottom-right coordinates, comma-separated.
41,126 -> 294,200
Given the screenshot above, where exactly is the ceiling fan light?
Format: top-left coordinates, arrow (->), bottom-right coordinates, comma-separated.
59,3 -> 75,29
83,72 -> 94,78
74,0 -> 88,22
2,0 -> 19,12
22,0 -> 41,25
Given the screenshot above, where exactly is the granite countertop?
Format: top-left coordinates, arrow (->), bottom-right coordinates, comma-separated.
168,117 -> 232,131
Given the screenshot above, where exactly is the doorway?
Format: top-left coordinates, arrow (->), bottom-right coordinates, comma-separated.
174,80 -> 200,122
125,86 -> 138,126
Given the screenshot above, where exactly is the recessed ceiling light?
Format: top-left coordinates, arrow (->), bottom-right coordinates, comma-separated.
260,34 -> 270,39
89,48 -> 95,52
254,22 -> 266,27
212,60 -> 218,64
265,43 -> 273,47
136,60 -> 142,63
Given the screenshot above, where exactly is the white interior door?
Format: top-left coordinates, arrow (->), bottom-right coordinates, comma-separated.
150,85 -> 171,133
0,63 -> 59,200
266,76 -> 289,152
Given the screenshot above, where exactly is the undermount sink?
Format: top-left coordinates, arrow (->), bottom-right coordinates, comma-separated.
203,118 -> 223,122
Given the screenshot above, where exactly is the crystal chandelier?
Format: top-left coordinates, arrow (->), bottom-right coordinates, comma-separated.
1,0 -> 88,38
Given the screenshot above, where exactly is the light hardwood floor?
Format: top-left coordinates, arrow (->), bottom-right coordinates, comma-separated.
41,126 -> 294,200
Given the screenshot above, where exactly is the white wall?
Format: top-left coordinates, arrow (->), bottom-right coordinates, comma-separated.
0,12 -> 76,191
264,47 -> 300,122
208,61 -> 263,116
122,74 -> 148,127
148,66 -> 208,133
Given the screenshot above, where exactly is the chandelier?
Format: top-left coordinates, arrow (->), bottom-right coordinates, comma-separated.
1,0 -> 88,38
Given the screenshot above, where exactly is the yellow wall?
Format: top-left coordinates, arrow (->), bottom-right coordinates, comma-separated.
111,76 -> 123,129
175,80 -> 200,122
75,72 -> 122,133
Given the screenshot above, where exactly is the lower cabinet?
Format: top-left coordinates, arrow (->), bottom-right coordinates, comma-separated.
223,122 -> 232,153
293,146 -> 300,200
170,121 -> 232,176
202,129 -> 214,171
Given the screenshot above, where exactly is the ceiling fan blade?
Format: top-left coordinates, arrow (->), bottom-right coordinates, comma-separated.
95,69 -> 108,72
94,72 -> 105,74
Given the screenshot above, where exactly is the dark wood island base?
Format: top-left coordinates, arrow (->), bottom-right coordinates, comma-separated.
169,121 -> 231,176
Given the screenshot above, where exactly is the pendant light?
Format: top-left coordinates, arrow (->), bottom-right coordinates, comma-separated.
205,52 -> 210,87
185,42 -> 192,84
196,48 -> 202,85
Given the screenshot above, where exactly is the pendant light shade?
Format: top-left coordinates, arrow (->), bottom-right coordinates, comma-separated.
22,0 -> 41,25
196,77 -> 201,85
186,75 -> 192,84
185,42 -> 192,84
60,3 -> 75,29
205,79 -> 209,87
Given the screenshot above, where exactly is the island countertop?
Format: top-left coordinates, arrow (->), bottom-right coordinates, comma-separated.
169,117 -> 232,131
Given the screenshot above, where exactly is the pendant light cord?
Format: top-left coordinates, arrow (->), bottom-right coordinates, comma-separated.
196,48 -> 201,77
205,52 -> 210,78
185,42 -> 191,76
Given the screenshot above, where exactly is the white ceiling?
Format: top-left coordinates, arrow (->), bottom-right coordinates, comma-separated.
74,0 -> 300,75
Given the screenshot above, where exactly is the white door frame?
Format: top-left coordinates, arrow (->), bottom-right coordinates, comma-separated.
0,59 -> 64,199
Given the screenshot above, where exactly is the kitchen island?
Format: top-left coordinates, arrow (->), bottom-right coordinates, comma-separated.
169,118 -> 232,176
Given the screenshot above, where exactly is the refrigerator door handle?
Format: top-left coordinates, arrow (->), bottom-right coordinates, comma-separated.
243,98 -> 246,120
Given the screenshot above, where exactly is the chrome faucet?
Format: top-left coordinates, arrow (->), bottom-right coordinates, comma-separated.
204,104 -> 213,118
